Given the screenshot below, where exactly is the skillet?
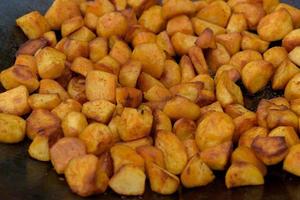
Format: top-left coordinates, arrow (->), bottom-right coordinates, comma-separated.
0,0 -> 299,199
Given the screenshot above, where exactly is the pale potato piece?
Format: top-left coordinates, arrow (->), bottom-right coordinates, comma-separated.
162,0 -> 196,19
0,113 -> 26,144
39,79 -> 70,101
28,94 -> 61,110
28,135 -> 50,161
269,126 -> 300,147
52,99 -> 82,120
283,144 -> 300,176
82,99 -> 115,123
62,111 -> 88,137
50,137 -> 86,174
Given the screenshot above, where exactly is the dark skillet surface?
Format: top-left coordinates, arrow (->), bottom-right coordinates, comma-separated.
0,0 -> 300,200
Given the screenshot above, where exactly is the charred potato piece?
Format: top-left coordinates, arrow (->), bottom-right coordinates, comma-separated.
39,79 -> 70,101
283,144 -> 300,176
52,99 -> 82,120
162,0 -> 195,19
226,13 -> 248,33
0,113 -> 26,144
82,99 -> 115,123
28,94 -> 61,110
173,118 -> 196,141
269,126 -> 299,147
160,60 -> 181,88
62,111 -> 88,137
119,60 -> 142,88
241,31 -> 269,53
97,12 -> 128,38
263,47 -> 288,68
28,135 -> 50,161
166,15 -> 193,36
139,5 -> 165,33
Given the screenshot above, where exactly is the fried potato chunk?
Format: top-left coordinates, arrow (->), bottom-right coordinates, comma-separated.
283,144 -> 300,176
82,99 -> 115,123
285,73 -> 300,100
116,87 -> 142,108
264,47 -> 288,68
269,126 -> 299,147
139,5 -> 165,33
52,99 -> 82,120
39,79 -> 70,101
0,113 -> 26,144
28,135 -> 50,161
28,94 -> 61,110
166,15 -> 193,36
97,12 -> 128,38
162,0 -> 195,19
173,118 -> 196,141
61,111 -> 88,137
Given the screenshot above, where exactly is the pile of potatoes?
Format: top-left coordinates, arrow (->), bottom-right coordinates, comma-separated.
2,0 -> 300,197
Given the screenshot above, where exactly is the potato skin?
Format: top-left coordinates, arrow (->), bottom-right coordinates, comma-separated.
0,113 -> 26,144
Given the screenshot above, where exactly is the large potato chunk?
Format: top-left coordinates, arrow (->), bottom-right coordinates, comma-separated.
117,105 -> 153,141
50,137 -> 86,174
196,112 -> 234,151
230,50 -> 262,72
251,136 -> 288,165
86,70 -> 117,102
0,113 -> 26,144
79,123 -> 113,155
61,111 -> 88,137
275,3 -> 300,28
132,43 -> 166,79
225,162 -> 264,188
28,94 -> 61,110
82,99 -> 115,123
52,99 -> 82,120
181,154 -> 215,188
257,9 -> 293,42
285,73 -> 300,100
162,0 -> 195,19
109,164 -> 146,196
283,144 -> 300,176
16,11 -> 50,39
155,131 -> 188,175
139,5 -> 164,33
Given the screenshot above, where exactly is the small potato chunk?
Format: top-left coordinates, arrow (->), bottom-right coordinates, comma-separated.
288,47 -> 300,66
36,47 -> 66,79
110,144 -> 145,173
263,47 -> 288,68
79,123 -> 112,155
67,77 -> 87,104
182,139 -> 199,159
285,73 -> 300,100
226,13 -> 248,33
89,37 -> 108,62
144,85 -> 172,102
119,60 -> 142,88
162,0 -> 195,19
15,55 -> 37,74
136,145 -> 165,169
84,0 -> 115,17
132,43 -> 166,79
200,141 -> 233,171
139,5 -> 164,33
241,31 -> 269,53
242,60 -> 273,94
181,154 -> 215,188
238,126 -> 268,148
163,96 -> 201,121
153,109 -> 172,133
0,86 -> 30,116
62,111 -> 88,137
50,137 -> 86,174
109,40 -> 131,65
233,112 -> 257,142
127,0 -> 156,15
251,136 -> 288,165
269,126 -> 299,147
86,70 -> 116,102
147,163 -> 179,195
166,15 -> 193,36
0,113 -> 26,144
225,162 -> 264,188
116,87 -> 142,108
170,82 -> 203,103
118,105 -> 153,141
160,60 -> 181,88
196,112 -> 234,151
196,0 -> 231,27
207,43 -> 231,73
180,55 -> 196,83
82,99 -> 115,123
188,46 -> 209,75
138,72 -> 165,92
120,137 -> 153,150
275,3 -> 300,28
0,65 -> 39,93
291,99 -> 300,116
61,16 -> 84,37
65,154 -> 99,197
171,32 -> 198,55
195,28 -> 216,49
191,17 -> 226,36
282,29 -> 300,52
69,26 -> 96,42
156,31 -> 176,57
257,9 -> 293,42
230,50 -> 262,72
214,64 -> 241,84
70,57 -> 94,77
16,11 -> 50,39
155,131 -> 188,175
109,165 -> 146,196
52,99 -> 82,120
28,135 -> 50,161
216,32 -> 242,56
283,144 -> 300,176
108,116 -> 121,143
28,94 -> 61,110
132,31 -> 156,47
173,118 -> 196,141
96,55 -> 120,75
97,12 -> 128,38
63,39 -> 89,62
39,79 -> 70,101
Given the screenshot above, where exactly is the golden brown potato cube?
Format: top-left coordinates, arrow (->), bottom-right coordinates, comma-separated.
118,60 -> 141,88
156,31 -> 176,57
272,59 -> 300,90
139,5 -> 164,33
153,109 -> 172,133
200,101 -> 224,119
132,43 -> 166,79
109,40 -> 132,65
216,32 -> 242,56
26,109 -> 62,140
195,28 -> 216,49
288,46 -> 300,66
264,46 -> 288,68
181,154 -> 215,188
180,55 -> 196,83
200,141 -> 232,171
86,70 -> 116,102
285,73 -> 300,100
162,0 -> 195,19
166,15 -> 193,36
241,31 -> 269,53
252,136 -> 288,165
28,94 -> 61,110
89,37 -> 108,62
28,135 -> 50,161
50,137 -> 86,174
233,3 -> 265,30
0,65 -> 39,93
191,74 -> 215,91
84,13 -> 98,31
52,99 -> 82,120
15,55 -> 37,75
137,72 -> 165,92
173,118 -> 196,141
136,145 -> 165,169
69,26 -> 96,42
82,99 -> 115,124
263,0 -> 279,13
171,32 -> 198,55
16,11 -> 50,39
275,3 -> 300,28
65,154 -> 99,197
39,79 -> 70,101
182,139 -> 199,159
0,85 -> 30,116
257,9 -> 293,42
283,29 -> 300,53
196,89 -> 216,107
188,46 -> 209,75
110,144 -> 145,173
35,47 -> 66,79
62,111 -> 88,137
147,162 -> 179,195
207,43 -> 231,73
79,123 -> 112,155
283,144 -> 300,176
43,31 -> 57,47
96,55 -> 120,76
61,16 -> 84,37
120,137 -> 153,150
97,12 -> 128,38
238,126 -> 268,148
116,87 -> 142,108
226,13 -> 248,33
169,82 -> 203,103
118,105 -> 153,141
108,116 -> 121,143
160,60 -> 181,88
225,162 -> 264,188
163,96 -> 201,121
155,131 -> 187,175
64,39 -> 89,62
0,113 -> 26,144
109,164 -> 146,196
67,77 -> 87,104
192,17 -> 226,36
196,0 -> 231,27
269,126 -> 299,147
242,60 -> 273,94
233,112 -> 257,142
132,31 -> 157,48
144,85 -> 171,102
196,111 -> 234,151
230,49 -> 262,72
